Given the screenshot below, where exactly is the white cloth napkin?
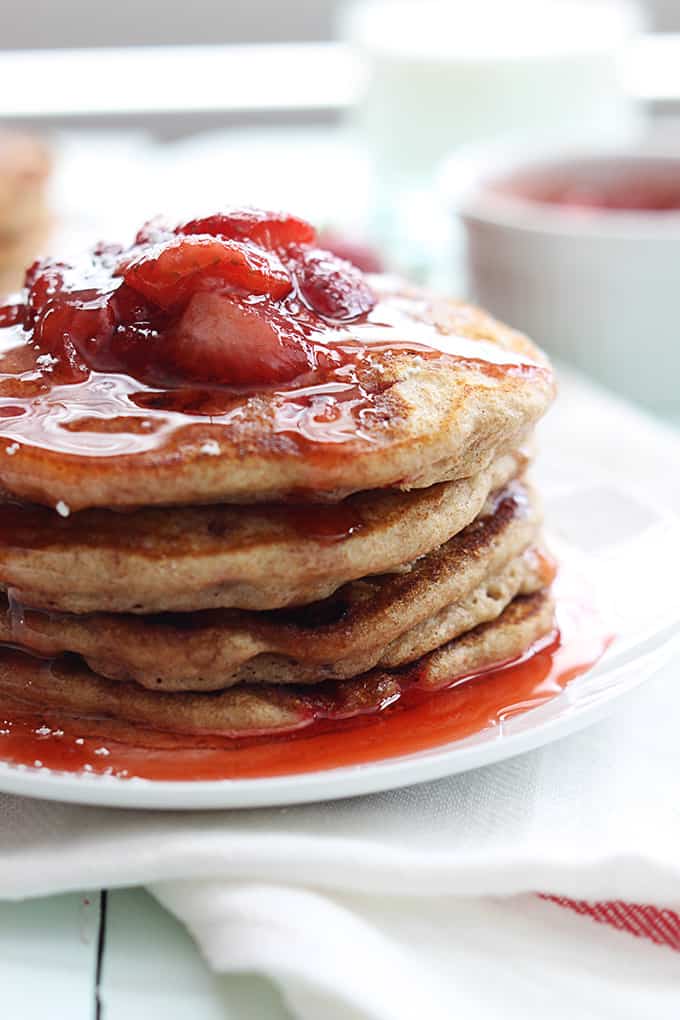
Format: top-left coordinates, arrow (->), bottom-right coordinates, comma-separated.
0,371 -> 679,1020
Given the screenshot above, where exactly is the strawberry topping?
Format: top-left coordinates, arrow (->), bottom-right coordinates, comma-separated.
168,293 -> 312,386
0,303 -> 24,328
176,209 -> 316,249
0,207 -> 377,390
122,236 -> 292,310
294,248 -> 376,321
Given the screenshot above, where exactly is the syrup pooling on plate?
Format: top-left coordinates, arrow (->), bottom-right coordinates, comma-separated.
0,566 -> 612,780
0,209 -> 546,462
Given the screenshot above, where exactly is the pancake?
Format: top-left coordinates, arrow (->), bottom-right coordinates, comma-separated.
0,591 -> 556,737
0,219 -> 51,300
13,550 -> 547,689
0,134 -> 50,221
2,483 -> 551,689
0,449 -> 526,614
0,207 -> 559,754
0,133 -> 51,299
0,282 -> 554,510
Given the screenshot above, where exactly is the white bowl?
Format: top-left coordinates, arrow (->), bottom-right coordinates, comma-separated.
448,146 -> 680,414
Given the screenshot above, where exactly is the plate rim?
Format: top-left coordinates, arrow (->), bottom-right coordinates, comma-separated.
0,630 -> 674,810
1,506 -> 678,811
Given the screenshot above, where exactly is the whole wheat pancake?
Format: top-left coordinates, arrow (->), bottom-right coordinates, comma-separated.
0,217 -> 51,298
0,591 -> 556,737
3,483 -> 550,688
0,133 -> 51,298
0,283 -> 553,510
0,450 -> 526,614
0,133 -> 51,228
0,208 -> 561,757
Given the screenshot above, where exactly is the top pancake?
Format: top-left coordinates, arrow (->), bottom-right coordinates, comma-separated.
0,281 -> 554,509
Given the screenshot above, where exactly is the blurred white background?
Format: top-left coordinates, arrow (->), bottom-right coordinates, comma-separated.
1,0 -> 679,48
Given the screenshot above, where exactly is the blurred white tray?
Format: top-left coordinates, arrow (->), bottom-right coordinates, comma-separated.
0,35 -> 679,122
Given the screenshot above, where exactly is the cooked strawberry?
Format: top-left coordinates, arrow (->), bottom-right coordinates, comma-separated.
293,247 -> 376,320
34,293 -> 114,356
122,236 -> 292,310
177,209 -> 316,250
0,303 -> 24,327
167,292 -> 312,386
25,256 -> 109,360
94,324 -> 165,380
9,212 -> 379,391
30,300 -> 95,382
108,282 -> 155,329
25,259 -> 65,327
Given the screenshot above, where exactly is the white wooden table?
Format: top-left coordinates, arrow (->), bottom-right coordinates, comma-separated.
0,889 -> 293,1018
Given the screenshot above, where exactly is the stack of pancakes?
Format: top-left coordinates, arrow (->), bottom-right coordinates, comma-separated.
0,133 -> 50,298
0,290 -> 556,738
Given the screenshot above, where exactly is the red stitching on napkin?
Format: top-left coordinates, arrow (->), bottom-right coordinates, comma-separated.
540,896 -> 680,952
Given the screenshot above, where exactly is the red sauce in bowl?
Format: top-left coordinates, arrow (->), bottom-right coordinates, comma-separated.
493,158 -> 680,214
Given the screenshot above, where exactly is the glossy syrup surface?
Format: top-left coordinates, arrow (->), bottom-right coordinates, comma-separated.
0,210 -> 545,467
0,569 -> 612,782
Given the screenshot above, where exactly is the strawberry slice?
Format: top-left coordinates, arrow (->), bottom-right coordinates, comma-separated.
293,247 -> 376,321
34,293 -> 114,353
25,259 -> 67,328
122,236 -> 292,310
31,298 -> 105,383
167,292 -> 312,386
176,209 -> 316,250
24,258 -> 114,380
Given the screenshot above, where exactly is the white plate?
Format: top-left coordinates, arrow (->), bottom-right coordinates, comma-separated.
0,483 -> 678,810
